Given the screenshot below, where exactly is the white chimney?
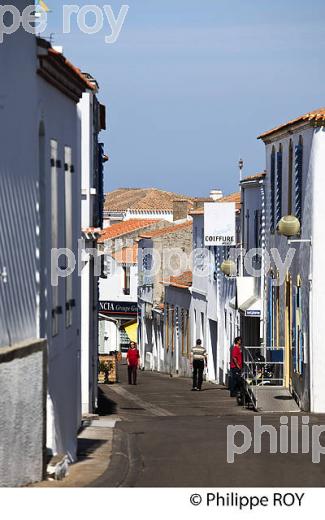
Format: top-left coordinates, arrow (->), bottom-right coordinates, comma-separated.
210,189 -> 223,201
53,46 -> 64,54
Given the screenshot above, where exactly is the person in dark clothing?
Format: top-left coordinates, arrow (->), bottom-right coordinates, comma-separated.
190,339 -> 207,391
127,342 -> 140,385
229,337 -> 243,397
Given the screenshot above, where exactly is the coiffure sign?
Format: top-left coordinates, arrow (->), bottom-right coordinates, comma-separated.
204,202 -> 236,246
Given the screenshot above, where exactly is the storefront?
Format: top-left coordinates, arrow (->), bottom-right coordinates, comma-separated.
98,300 -> 138,355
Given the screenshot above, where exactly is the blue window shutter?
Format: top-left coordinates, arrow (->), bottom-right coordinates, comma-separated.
276,150 -> 283,225
295,143 -> 303,222
270,149 -> 276,232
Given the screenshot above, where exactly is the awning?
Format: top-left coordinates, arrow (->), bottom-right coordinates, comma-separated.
236,277 -> 261,317
239,295 -> 262,317
124,322 -> 138,343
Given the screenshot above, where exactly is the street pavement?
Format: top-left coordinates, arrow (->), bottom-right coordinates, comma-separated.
92,365 -> 325,487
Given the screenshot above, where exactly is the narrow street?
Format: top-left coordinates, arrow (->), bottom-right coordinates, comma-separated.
92,367 -> 325,487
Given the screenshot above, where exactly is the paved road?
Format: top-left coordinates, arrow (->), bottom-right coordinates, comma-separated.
93,366 -> 325,487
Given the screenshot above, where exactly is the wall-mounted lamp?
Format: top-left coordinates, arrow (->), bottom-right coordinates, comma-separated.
277,216 -> 311,245
220,259 -> 237,277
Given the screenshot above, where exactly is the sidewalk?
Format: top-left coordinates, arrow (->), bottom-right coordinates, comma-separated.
35,416 -> 118,488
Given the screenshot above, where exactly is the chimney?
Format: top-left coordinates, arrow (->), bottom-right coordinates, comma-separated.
173,199 -> 190,222
210,189 -> 223,201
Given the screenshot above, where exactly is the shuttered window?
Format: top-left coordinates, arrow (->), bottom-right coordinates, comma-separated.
275,145 -> 283,225
270,147 -> 276,232
295,137 -> 303,223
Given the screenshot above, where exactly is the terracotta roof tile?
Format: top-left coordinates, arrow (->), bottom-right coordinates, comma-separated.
169,271 -> 192,289
258,108 -> 325,140
104,188 -> 195,212
112,244 -> 138,264
140,221 -> 192,239
241,172 -> 266,183
190,192 -> 241,215
98,219 -> 158,243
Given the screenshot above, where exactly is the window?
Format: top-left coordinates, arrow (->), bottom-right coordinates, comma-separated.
276,144 -> 283,225
293,276 -> 303,374
270,146 -> 276,232
51,140 -> 59,336
295,136 -> 303,223
64,146 -> 73,328
171,306 -> 175,353
123,265 -> 131,295
201,312 -> 205,343
165,304 -> 169,351
288,139 -> 293,214
186,310 -> 190,356
181,308 -> 185,356
245,209 -> 250,249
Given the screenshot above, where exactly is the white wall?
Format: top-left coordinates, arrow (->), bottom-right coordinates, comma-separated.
263,125 -> 314,411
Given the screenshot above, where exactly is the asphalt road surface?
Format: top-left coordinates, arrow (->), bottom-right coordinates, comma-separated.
92,367 -> 325,487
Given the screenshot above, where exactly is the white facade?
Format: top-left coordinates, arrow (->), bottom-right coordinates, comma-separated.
191,212 -> 239,385
103,209 -> 174,227
99,253 -> 138,354
79,87 -> 106,415
0,8 -> 92,472
260,118 -> 325,412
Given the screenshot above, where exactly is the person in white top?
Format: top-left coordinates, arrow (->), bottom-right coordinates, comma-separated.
190,339 -> 207,391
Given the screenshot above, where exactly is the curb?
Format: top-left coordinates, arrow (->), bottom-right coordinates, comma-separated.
89,427 -> 130,487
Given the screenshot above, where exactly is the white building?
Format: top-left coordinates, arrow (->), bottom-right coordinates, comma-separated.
103,188 -> 195,227
259,108 -> 325,413
98,219 -> 170,355
238,173 -> 266,347
0,7 -> 97,484
138,221 -> 193,371
190,194 -> 241,386
79,79 -> 107,415
162,272 -> 192,376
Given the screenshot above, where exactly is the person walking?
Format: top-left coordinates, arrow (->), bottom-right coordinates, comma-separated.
127,341 -> 140,385
190,339 -> 207,391
229,337 -> 243,397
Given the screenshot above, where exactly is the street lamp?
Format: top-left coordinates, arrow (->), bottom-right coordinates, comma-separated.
238,158 -> 244,182
220,259 -> 237,277
277,215 -> 311,245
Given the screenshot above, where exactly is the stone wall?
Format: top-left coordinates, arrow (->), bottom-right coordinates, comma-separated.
0,339 -> 47,487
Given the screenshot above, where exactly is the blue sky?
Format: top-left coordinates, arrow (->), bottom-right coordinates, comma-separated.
44,0 -> 325,196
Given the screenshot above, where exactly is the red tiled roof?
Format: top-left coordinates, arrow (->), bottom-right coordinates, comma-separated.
111,245 -> 138,264
241,172 -> 266,183
190,192 -> 241,215
169,271 -> 192,289
104,188 -> 195,212
258,108 -> 325,140
140,221 -> 192,239
98,219 -> 158,243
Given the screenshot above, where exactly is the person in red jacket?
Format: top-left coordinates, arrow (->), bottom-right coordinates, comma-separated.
127,342 -> 140,385
229,337 -> 243,397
